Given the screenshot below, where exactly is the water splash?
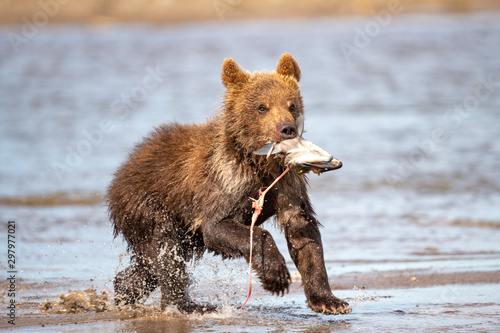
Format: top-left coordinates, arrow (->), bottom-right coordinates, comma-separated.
39,286 -> 110,314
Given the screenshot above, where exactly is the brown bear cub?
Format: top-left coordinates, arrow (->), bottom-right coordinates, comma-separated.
107,54 -> 350,315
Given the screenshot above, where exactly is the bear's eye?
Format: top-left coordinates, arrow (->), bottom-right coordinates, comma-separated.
258,105 -> 268,114
289,104 -> 296,112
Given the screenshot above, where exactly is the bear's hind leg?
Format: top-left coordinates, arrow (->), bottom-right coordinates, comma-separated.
156,242 -> 217,314
114,258 -> 158,306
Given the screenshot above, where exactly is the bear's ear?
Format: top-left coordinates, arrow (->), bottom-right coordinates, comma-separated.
276,53 -> 301,82
221,58 -> 249,89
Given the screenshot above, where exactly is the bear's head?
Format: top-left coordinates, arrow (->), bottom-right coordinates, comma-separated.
220,53 -> 304,156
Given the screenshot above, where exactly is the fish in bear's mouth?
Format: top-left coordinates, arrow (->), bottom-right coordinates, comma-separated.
253,115 -> 342,175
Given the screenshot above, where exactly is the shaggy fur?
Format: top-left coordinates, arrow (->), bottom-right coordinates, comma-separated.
107,53 -> 350,315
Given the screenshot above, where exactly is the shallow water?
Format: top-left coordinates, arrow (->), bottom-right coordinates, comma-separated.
12,284 -> 500,332
1,12 -> 500,332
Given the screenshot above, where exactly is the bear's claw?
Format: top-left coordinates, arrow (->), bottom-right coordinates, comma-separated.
310,296 -> 351,315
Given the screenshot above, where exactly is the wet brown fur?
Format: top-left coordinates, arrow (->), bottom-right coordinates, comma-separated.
107,54 -> 350,315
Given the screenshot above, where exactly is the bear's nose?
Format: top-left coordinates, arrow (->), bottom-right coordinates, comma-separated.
279,123 -> 297,139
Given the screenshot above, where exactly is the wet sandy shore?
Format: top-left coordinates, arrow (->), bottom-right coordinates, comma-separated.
2,267 -> 499,331
332,267 -> 500,290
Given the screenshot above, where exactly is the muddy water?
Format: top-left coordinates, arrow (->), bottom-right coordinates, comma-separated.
1,13 -> 500,332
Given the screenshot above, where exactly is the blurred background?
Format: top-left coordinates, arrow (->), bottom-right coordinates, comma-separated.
3,0 -> 500,23
0,0 -> 499,331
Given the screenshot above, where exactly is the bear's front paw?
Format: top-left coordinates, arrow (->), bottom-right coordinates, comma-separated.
308,295 -> 351,315
258,258 -> 291,296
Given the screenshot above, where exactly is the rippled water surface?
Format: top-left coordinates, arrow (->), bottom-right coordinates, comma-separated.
1,12 -> 500,332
